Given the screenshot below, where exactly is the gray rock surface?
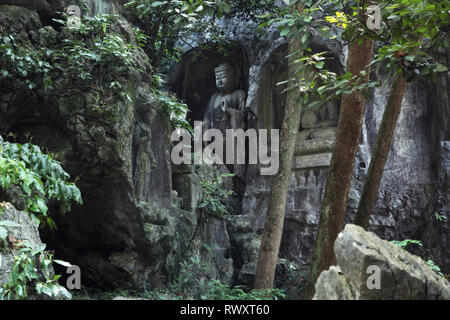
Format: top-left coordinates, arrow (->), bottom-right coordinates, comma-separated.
313,266 -> 354,300
0,202 -> 66,299
171,11 -> 450,280
0,203 -> 43,287
314,224 -> 450,300
173,164 -> 235,287
0,3 -> 195,290
0,0 -> 448,293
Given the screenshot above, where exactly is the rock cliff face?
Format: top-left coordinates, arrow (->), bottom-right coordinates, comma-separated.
0,203 -> 44,289
0,2 -> 197,289
349,74 -> 450,275
168,10 -> 449,285
0,0 -> 448,292
0,202 -> 68,299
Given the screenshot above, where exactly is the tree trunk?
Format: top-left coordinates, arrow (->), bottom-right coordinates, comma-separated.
304,37 -> 375,299
354,74 -> 407,228
253,10 -> 304,290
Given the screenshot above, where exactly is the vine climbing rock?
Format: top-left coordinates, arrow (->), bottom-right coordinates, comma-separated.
0,203 -> 42,286
0,202 -> 67,299
313,224 -> 450,300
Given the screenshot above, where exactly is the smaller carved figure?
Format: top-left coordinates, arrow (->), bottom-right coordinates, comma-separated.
298,101 -> 340,140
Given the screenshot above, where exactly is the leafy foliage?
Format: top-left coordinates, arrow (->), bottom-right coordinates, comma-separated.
324,0 -> 449,81
434,211 -> 446,223
51,14 -> 136,100
0,241 -> 72,300
201,279 -> 286,300
125,0 -> 215,69
391,238 -> 445,278
391,238 -> 423,249
1,13 -> 136,101
425,259 -> 444,277
157,93 -> 192,132
259,0 -> 449,113
152,75 -> 192,132
275,50 -> 379,111
0,137 -> 82,228
124,0 -> 279,70
198,173 -> 235,220
137,244 -> 285,300
0,137 -> 79,300
258,0 -> 350,110
0,34 -> 53,91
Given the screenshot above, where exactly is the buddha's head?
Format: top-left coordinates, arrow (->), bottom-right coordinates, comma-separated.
301,111 -> 319,129
214,63 -> 235,93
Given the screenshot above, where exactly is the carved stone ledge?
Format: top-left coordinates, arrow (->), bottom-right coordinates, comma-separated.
292,153 -> 332,169
294,136 -> 335,156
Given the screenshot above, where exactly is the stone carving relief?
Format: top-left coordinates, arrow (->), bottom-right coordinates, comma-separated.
292,100 -> 340,169
298,101 -> 339,141
168,46 -> 251,201
202,62 -> 250,196
168,44 -> 249,123
203,62 -> 247,133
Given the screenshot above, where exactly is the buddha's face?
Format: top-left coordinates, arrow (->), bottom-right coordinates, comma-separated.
215,70 -> 233,92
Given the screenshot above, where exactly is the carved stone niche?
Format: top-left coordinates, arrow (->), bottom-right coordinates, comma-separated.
293,47 -> 343,170
167,42 -> 250,124
256,44 -> 288,132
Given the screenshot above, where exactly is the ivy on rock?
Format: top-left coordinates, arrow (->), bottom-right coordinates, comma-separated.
0,136 -> 82,229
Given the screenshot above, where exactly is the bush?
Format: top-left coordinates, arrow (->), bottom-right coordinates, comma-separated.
1,13 -> 136,101
0,239 -> 72,300
198,173 -> 235,220
0,136 -> 82,228
0,137 -> 81,300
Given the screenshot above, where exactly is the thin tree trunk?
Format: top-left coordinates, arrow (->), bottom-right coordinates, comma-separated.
304,37 -> 375,299
354,74 -> 407,228
154,14 -> 170,69
253,8 -> 304,289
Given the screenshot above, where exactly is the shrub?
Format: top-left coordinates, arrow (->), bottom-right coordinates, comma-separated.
0,136 -> 82,228
198,173 -> 235,220
0,137 -> 81,300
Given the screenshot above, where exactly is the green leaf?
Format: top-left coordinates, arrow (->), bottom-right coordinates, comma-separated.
30,213 -> 40,226
59,287 -> 72,299
151,1 -> 165,8
31,243 -> 46,255
435,64 -> 448,73
280,28 -> 290,37
301,33 -> 308,44
0,226 -> 7,240
218,2 -> 231,14
315,61 -> 325,69
36,197 -> 48,215
53,259 -> 72,268
0,220 -> 21,228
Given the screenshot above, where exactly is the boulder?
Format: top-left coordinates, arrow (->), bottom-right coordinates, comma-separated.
313,224 -> 450,300
313,266 -> 354,300
0,0 -> 70,23
0,202 -> 66,299
0,202 -> 43,287
0,4 -> 41,33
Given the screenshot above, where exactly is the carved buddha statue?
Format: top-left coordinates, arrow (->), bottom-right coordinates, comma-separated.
203,63 -> 246,134
202,62 -> 247,195
298,101 -> 339,141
